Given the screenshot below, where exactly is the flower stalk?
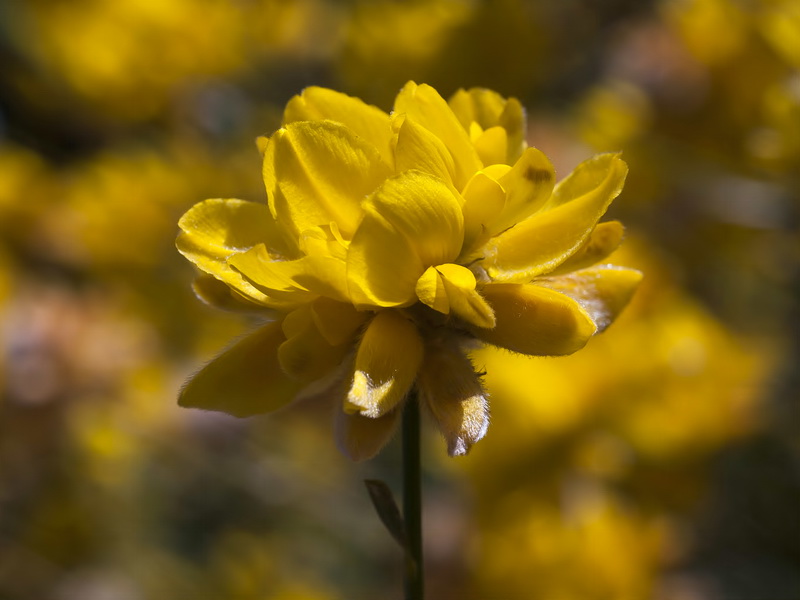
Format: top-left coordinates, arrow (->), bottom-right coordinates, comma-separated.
402,388 -> 423,600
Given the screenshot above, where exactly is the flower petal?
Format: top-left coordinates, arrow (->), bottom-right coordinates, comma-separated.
448,88 -> 526,164
335,407 -> 401,462
179,321 -> 304,417
278,306 -> 350,382
283,86 -> 394,168
436,264 -> 495,329
266,120 -> 391,240
497,97 -> 526,164
394,114 -> 456,185
460,170 -> 507,255
482,153 -> 628,282
417,343 -> 489,456
394,82 -> 482,188
414,264 -> 495,328
347,170 -> 464,308
539,265 -> 643,332
488,147 -> 556,235
177,198 -> 296,307
449,87 -> 508,130
548,221 -> 626,276
229,243 -> 349,303
543,152 -> 628,212
345,310 -> 424,418
415,265 -> 449,314
310,297 -> 370,346
470,283 -> 597,356
472,125 -> 508,167
191,274 -> 274,313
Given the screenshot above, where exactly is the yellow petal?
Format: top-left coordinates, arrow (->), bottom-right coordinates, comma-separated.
176,198 -> 297,308
347,170 -> 464,308
229,244 -> 349,303
394,82 -> 482,189
548,221 -> 626,276
266,120 -> 391,240
469,121 -> 484,142
473,126 -> 508,167
436,263 -> 495,329
298,225 -> 348,261
179,321 -> 304,417
488,147 -> 556,235
417,342 -> 489,456
415,265 -> 450,314
414,264 -> 494,327
283,86 -> 394,168
394,114 -> 456,185
278,306 -> 350,382
544,152 -> 628,212
448,88 -> 526,163
497,97 -> 527,164
470,283 -> 597,356
256,135 -> 269,156
191,274 -> 274,313
345,310 -> 424,418
460,170 -> 507,255
539,265 -> 643,332
483,153 -> 628,282
335,407 -> 401,461
310,297 -> 370,346
449,87 -> 507,130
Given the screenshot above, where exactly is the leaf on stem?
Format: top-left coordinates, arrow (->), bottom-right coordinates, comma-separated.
364,479 -> 407,549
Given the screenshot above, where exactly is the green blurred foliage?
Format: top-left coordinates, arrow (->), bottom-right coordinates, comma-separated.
0,0 -> 797,599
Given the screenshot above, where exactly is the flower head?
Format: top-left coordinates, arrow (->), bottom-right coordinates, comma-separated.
177,82 -> 642,460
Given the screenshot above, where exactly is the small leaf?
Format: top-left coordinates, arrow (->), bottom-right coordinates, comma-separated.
364,479 -> 407,549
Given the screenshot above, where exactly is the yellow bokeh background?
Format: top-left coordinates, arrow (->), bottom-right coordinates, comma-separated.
1,1 -> 797,599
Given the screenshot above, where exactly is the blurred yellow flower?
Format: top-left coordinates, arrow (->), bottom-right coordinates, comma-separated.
461,238 -> 767,599
16,0 -> 329,121
176,82 -> 641,459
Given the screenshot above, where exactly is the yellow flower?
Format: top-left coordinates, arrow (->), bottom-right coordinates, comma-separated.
176,82 -> 641,460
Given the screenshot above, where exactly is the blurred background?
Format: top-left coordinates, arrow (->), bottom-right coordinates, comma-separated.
0,0 -> 798,598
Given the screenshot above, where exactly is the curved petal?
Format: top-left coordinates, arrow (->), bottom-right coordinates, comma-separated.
482,153 -> 628,282
345,310 -> 424,418
283,86 -> 394,168
191,274 -> 275,313
177,198 -> 296,307
488,147 -> 556,235
538,265 -> 643,332
415,265 -> 449,314
449,87 -> 507,130
229,244 -> 349,303
347,170 -> 464,308
266,120 -> 391,240
469,283 -> 597,356
335,407 -> 401,462
448,88 -> 526,164
394,114 -> 456,185
179,321 -> 304,417
278,306 -> 351,382
460,170 -> 507,255
548,221 -> 625,276
436,264 -> 495,328
472,125 -> 508,167
497,97 -> 526,164
544,152 -> 628,212
177,198 -> 269,255
414,264 -> 495,328
417,343 -> 489,456
394,82 -> 482,188
310,297 -> 370,346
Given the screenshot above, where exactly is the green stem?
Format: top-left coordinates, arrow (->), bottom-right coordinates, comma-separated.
403,389 -> 423,600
